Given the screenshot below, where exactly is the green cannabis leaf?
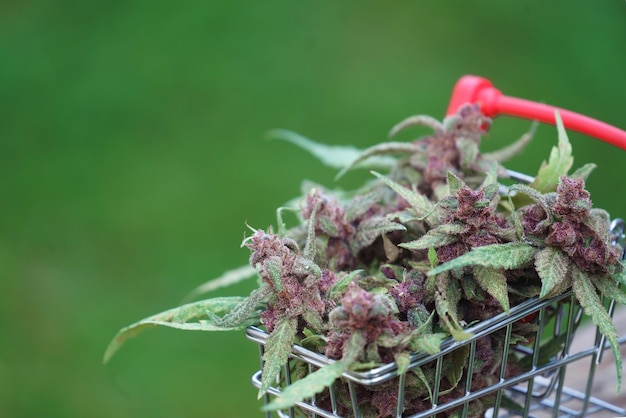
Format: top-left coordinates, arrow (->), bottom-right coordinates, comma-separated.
428,243 -> 537,276
435,276 -> 472,341
535,247 -> 571,298
571,267 -> 622,391
400,223 -> 468,251
529,111 -> 574,193
262,331 -> 367,411
474,266 -> 510,313
349,216 -> 407,254
371,171 -> 436,224
259,317 -> 298,398
103,296 -> 254,364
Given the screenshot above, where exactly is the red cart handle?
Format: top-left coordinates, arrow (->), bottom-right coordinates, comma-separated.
446,75 -> 626,150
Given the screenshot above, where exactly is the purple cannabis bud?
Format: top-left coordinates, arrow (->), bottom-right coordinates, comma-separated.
326,282 -> 408,362
389,272 -> 425,313
521,204 -> 550,236
553,176 -> 592,218
545,221 -> 577,248
246,229 -> 325,332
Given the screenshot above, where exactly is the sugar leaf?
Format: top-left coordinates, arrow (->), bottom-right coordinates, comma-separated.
529,111 -> 574,193
350,216 -> 406,254
435,277 -> 472,341
344,190 -> 384,223
262,360 -> 348,411
443,345 -> 471,391
535,247 -> 571,298
613,263 -> 626,286
262,331 -> 366,411
474,266 -> 510,313
394,351 -> 411,375
428,243 -> 536,276
447,171 -> 466,195
592,274 -> 626,306
428,246 -> 439,268
326,270 -> 363,301
259,317 -> 298,398
209,285 -> 269,327
371,171 -> 435,224
400,223 -> 467,251
572,268 -> 622,391
411,332 -> 446,355
413,366 -> 434,403
103,296 -> 252,364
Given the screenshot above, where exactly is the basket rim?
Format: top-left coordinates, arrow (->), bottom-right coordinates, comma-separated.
246,290 -> 575,385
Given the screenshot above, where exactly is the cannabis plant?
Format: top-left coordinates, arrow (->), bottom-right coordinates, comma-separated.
104,105 -> 626,417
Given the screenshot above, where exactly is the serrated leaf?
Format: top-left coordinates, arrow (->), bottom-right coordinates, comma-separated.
443,345 -> 470,392
474,266 -> 510,313
428,246 -> 439,268
262,359 -> 346,412
447,171 -> 466,195
181,265 -> 257,303
371,171 -> 435,224
394,351 -> 411,375
592,274 -> 626,306
209,285 -> 269,327
535,247 -> 571,298
103,297 -> 251,364
411,333 -> 446,354
344,190 -> 383,223
428,243 -> 536,276
529,111 -> 574,193
435,277 -> 472,341
412,366 -> 434,402
613,263 -> 626,286
264,257 -> 284,291
262,331 -> 366,411
350,216 -> 406,254
260,317 -> 298,397
572,268 -> 622,391
400,223 -> 466,251
326,270 -> 363,301
268,129 -> 395,171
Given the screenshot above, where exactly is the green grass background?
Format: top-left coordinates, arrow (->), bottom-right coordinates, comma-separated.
1,2 -> 625,417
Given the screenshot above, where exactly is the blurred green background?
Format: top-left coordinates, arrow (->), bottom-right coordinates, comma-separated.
1,2 -> 625,417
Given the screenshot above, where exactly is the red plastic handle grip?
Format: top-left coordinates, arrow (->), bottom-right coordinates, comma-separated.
446,75 -> 626,150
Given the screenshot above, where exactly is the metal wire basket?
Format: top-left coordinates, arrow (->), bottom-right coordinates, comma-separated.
246,214 -> 626,418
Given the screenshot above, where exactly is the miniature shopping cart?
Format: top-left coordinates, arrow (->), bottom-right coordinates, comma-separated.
246,76 -> 626,418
